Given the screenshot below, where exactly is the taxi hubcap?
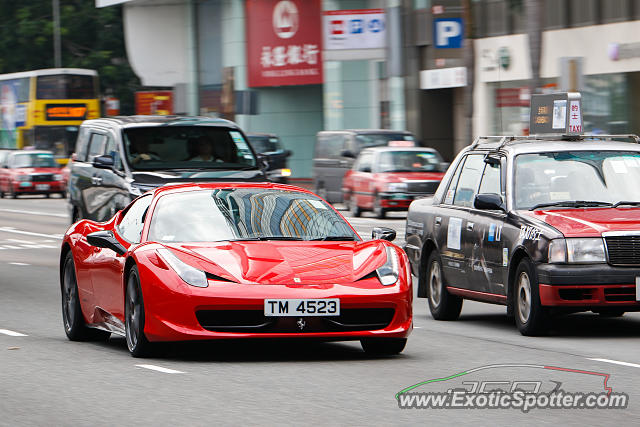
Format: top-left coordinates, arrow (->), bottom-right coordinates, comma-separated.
517,272 -> 532,324
429,261 -> 442,307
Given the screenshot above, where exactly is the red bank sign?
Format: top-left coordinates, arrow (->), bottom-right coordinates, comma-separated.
246,0 -> 323,87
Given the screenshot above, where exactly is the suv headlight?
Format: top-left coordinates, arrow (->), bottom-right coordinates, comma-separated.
157,248 -> 208,287
376,246 -> 400,286
548,238 -> 606,263
387,182 -> 407,192
15,175 -> 31,182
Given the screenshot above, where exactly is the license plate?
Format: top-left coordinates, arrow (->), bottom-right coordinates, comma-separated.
264,298 -> 340,316
636,277 -> 640,301
35,184 -> 50,191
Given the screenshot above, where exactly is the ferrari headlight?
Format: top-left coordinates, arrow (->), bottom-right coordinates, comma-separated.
387,182 -> 407,192
157,248 -> 208,288
15,175 -> 31,182
54,174 -> 63,181
549,238 -> 606,263
376,246 -> 399,286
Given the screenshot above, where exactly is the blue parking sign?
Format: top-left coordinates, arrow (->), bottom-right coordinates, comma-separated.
434,18 -> 464,49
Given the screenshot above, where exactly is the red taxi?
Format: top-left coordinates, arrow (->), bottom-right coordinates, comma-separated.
343,146 -> 447,218
0,150 -> 66,198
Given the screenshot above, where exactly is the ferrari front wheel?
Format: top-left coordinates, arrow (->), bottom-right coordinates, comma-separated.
61,252 -> 110,341
360,338 -> 407,355
125,266 -> 152,357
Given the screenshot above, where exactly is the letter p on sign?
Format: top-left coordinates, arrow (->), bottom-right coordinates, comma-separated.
434,18 -> 463,49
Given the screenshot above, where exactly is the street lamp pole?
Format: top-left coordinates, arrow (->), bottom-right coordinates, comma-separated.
53,0 -> 61,68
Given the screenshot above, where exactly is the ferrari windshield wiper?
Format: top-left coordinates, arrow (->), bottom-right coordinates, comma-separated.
530,200 -> 613,210
612,201 -> 640,208
309,236 -> 358,241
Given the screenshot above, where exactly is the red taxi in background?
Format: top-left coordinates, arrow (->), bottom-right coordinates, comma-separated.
343,145 -> 448,218
0,150 -> 66,198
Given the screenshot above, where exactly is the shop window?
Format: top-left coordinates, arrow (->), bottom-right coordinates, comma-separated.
485,0 -> 508,36
602,0 -> 631,23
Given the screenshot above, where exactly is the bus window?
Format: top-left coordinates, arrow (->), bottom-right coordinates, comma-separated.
36,75 -> 97,99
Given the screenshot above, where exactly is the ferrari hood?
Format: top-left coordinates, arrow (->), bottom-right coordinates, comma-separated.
168,240 -> 389,284
522,208 -> 640,237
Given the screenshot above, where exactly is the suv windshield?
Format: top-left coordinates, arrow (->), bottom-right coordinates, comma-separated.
123,127 -> 257,171
355,133 -> 414,149
247,135 -> 282,154
377,150 -> 443,173
11,152 -> 57,168
515,151 -> 640,209
148,189 -> 359,242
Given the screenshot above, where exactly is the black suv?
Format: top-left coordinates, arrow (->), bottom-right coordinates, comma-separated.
246,133 -> 292,183
68,116 -> 266,222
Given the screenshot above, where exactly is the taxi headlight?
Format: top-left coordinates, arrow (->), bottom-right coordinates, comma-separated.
15,175 -> 31,182
387,182 -> 407,192
376,246 -> 399,286
157,248 -> 208,288
549,238 -> 606,263
54,174 -> 63,181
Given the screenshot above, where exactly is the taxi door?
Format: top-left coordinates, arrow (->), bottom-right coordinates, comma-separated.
466,156 -> 507,295
433,154 -> 486,289
350,151 -> 375,208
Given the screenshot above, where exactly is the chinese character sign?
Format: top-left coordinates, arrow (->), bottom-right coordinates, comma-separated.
246,0 -> 323,87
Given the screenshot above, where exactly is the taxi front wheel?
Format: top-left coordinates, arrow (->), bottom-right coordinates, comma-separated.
426,252 -> 462,320
514,259 -> 548,336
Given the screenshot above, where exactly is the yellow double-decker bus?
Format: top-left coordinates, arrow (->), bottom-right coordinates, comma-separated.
0,68 -> 100,163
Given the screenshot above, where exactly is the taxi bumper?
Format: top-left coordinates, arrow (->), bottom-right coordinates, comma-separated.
537,264 -> 640,308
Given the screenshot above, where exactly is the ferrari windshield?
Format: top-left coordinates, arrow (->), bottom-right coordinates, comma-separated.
148,189 -> 359,242
123,126 -> 257,171
515,151 -> 640,209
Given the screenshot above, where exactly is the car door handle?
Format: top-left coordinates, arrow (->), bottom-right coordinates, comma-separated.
466,222 -> 474,231
91,176 -> 103,185
435,217 -> 442,226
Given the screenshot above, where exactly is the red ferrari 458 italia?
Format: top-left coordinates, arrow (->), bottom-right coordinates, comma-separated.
60,182 -> 412,357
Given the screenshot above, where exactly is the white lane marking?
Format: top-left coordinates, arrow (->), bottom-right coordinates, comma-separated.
413,326 -> 422,329
0,227 -> 63,240
9,262 -> 30,266
0,329 -> 28,337
588,358 -> 640,369
135,364 -> 185,374
3,245 -> 22,249
0,208 -> 67,218
19,244 -> 57,249
7,239 -> 35,244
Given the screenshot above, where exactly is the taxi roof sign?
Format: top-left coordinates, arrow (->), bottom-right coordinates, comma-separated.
529,92 -> 583,137
388,140 -> 415,147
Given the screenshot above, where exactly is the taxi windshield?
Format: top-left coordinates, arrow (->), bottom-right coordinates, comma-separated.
377,150 -> 443,173
11,153 -> 57,168
515,151 -> 640,209
147,189 -> 359,242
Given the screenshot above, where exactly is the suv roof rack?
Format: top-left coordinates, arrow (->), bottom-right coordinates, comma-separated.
471,134 -> 640,150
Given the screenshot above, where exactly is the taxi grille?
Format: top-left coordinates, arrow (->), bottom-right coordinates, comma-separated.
605,236 -> 640,266
31,174 -> 53,182
195,308 -> 395,333
406,181 -> 439,194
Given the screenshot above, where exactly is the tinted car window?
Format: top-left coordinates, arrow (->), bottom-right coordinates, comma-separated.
118,195 -> 153,243
103,135 -> 123,171
247,136 -> 282,153
88,134 -> 107,161
148,189 -> 359,243
453,154 -> 485,207
123,127 -> 256,171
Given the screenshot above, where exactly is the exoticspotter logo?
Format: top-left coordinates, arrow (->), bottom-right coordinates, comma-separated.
396,364 -> 628,412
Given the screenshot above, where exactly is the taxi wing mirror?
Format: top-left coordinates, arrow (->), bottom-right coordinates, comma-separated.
474,193 -> 505,211
372,227 -> 396,242
87,230 -> 127,255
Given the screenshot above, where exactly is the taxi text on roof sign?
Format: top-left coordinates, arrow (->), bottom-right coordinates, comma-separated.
529,92 -> 583,136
